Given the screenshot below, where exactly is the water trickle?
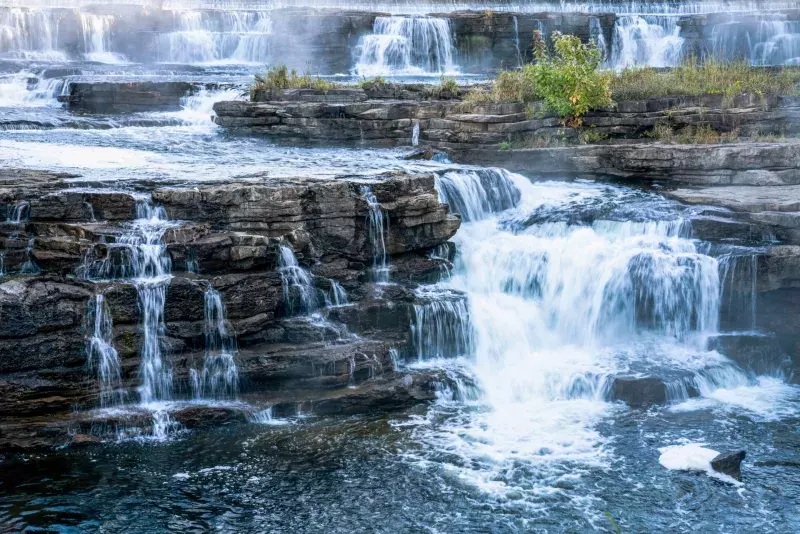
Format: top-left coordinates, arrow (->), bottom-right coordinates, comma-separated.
5,200 -> 29,224
512,15 -> 522,67
278,244 -> 318,315
20,237 -> 39,274
86,294 -> 124,408
411,122 -> 420,147
590,16 -> 609,62
361,186 -> 389,283
191,286 -> 239,399
354,16 -> 456,76
324,279 -> 349,307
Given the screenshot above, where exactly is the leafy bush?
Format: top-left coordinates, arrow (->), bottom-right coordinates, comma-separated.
465,31 -> 611,125
530,31 -> 612,126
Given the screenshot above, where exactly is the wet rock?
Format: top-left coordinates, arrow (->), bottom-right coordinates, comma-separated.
172,407 -> 249,429
59,81 -> 198,113
707,334 -> 790,377
610,376 -> 698,407
711,450 -> 746,481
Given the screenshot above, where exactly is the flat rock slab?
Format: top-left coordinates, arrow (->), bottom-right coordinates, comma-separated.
666,185 -> 800,213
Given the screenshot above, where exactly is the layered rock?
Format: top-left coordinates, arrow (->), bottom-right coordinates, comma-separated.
215,91 -> 800,148
0,170 -> 461,451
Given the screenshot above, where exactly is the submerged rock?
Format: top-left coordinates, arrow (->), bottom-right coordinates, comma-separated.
711,450 -> 747,481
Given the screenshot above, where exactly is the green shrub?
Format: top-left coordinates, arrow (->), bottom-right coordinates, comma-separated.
530,31 -> 612,126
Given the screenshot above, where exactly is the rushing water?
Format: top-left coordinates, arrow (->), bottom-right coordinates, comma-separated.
1,4 -> 800,530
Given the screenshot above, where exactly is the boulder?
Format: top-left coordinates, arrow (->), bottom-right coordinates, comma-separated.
711,450 -> 746,481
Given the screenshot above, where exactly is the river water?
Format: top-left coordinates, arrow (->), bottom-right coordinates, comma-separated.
1,3 -> 800,531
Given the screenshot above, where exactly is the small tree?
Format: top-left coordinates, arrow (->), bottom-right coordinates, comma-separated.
532,31 -> 612,126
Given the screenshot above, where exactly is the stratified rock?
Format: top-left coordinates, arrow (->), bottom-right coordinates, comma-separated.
711,450 -> 746,481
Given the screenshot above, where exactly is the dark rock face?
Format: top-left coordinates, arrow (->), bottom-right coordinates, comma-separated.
711,450 -> 746,481
0,169 -> 460,451
59,82 -> 198,113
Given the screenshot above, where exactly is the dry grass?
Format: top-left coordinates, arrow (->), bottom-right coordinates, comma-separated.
611,62 -> 800,102
465,66 -> 539,103
649,123 -> 741,144
253,64 -> 339,94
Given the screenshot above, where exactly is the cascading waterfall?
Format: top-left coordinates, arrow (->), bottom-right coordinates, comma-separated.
610,15 -> 684,69
434,168 -> 521,222
191,287 -> 239,399
128,203 -> 174,406
353,16 -> 456,76
324,280 -> 349,307
361,185 -> 390,283
278,244 -> 318,315
86,293 -> 125,408
412,170 -> 788,492
590,16 -> 609,61
156,10 -> 272,64
712,16 -> 800,66
0,8 -> 64,60
80,12 -> 123,63
512,15 -> 522,67
411,288 -> 474,361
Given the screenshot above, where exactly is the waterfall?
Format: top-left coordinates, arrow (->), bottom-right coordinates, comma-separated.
718,252 -> 759,330
353,16 -> 456,76
5,201 -> 28,223
512,15 -> 522,67
20,237 -> 39,274
80,12 -> 123,63
712,16 -> 800,66
278,244 -> 317,315
191,287 -> 239,400
0,8 -> 64,61
610,15 -> 684,69
156,10 -> 272,64
411,123 -> 420,147
434,169 -> 522,222
590,16 -> 609,62
324,280 -> 349,307
412,288 -> 474,361
86,294 -> 124,408
361,186 -> 389,283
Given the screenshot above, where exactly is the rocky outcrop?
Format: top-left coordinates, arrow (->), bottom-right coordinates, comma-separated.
0,169 -> 461,451
59,81 -> 205,114
215,91 -> 799,148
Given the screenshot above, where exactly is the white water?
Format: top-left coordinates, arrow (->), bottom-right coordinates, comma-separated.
712,15 -> 800,66
278,244 -> 318,315
354,16 -> 456,76
191,287 -> 239,399
86,293 -> 125,407
406,170 -> 800,509
361,185 -> 389,283
610,15 -> 684,69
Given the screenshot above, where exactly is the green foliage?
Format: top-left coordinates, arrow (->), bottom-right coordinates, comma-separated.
359,76 -> 386,88
579,128 -> 609,144
530,31 -> 612,126
498,140 -> 512,151
465,31 -> 612,125
611,61 -> 800,103
252,64 -> 338,96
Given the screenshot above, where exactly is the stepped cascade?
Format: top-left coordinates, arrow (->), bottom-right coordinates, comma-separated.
0,1 -> 799,532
